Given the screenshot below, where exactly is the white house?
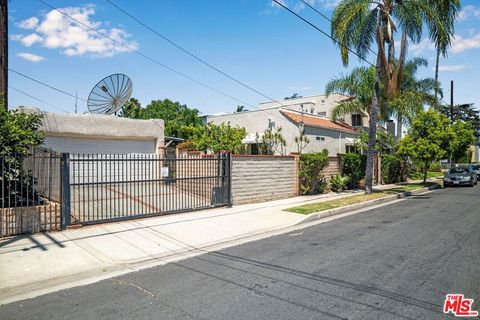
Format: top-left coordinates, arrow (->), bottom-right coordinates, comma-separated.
206,93 -> 365,155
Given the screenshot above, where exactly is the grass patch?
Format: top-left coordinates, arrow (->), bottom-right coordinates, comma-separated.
285,182 -> 439,215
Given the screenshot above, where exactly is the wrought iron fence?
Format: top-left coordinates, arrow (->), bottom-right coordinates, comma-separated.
65,152 -> 231,226
0,148 -> 62,237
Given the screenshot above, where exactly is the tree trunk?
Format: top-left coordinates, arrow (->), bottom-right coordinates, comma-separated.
396,113 -> 402,140
434,48 -> 440,109
365,49 -> 382,194
423,162 -> 428,183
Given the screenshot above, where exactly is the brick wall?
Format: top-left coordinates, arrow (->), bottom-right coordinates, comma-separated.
322,156 -> 341,181
231,155 -> 299,205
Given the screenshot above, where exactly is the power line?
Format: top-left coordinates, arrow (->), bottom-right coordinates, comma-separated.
105,0 -> 282,105
9,85 -> 70,113
9,68 -> 88,102
37,0 -> 254,108
272,0 -> 375,67
298,0 -> 378,57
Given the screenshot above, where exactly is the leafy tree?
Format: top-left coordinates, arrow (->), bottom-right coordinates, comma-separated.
294,129 -> 310,154
448,121 -> 474,163
121,98 -> 203,140
397,109 -> 451,182
259,127 -> 287,155
192,122 -> 246,154
354,130 -> 397,155
119,97 -> 142,118
0,107 -> 44,157
331,0 -> 456,193
0,105 -> 45,207
439,103 -> 480,131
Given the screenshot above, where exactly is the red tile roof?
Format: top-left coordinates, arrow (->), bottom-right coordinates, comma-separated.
280,109 -> 358,134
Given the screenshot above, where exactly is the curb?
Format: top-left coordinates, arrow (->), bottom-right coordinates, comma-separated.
296,184 -> 441,225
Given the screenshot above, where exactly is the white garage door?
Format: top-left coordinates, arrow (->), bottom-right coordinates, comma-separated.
45,136 -> 156,154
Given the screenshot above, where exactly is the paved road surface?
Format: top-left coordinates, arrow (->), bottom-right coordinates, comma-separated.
1,186 -> 479,319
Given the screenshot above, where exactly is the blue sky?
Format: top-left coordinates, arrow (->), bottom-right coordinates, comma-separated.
8,0 -> 480,115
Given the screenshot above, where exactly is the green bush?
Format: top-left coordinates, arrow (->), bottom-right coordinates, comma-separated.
381,154 -> 402,184
429,161 -> 441,172
299,150 -> 329,195
341,153 -> 366,189
330,174 -> 350,192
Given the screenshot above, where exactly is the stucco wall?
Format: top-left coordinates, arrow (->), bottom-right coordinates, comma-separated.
19,107 -> 165,152
231,155 -> 299,205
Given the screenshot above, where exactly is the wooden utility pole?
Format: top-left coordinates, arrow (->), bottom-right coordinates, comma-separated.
0,0 -> 7,109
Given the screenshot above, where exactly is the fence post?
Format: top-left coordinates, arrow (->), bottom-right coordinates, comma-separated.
60,153 -> 71,229
226,152 -> 232,207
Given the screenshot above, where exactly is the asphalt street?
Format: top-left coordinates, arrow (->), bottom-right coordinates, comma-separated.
1,186 -> 479,319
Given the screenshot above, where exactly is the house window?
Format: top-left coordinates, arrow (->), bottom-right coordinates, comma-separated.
316,136 -> 326,141
346,145 -> 357,154
317,111 -> 327,117
351,114 -> 362,127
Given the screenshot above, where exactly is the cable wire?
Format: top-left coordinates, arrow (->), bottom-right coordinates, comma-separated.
272,0 -> 375,67
9,85 -> 71,113
9,68 -> 87,102
105,0 -> 282,105
298,0 -> 378,57
37,0 -> 254,108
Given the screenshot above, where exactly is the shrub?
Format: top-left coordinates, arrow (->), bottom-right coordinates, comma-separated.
341,153 -> 366,189
299,150 -> 329,195
330,174 -> 350,192
381,154 -> 402,184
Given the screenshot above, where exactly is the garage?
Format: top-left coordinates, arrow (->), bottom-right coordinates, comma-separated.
21,107 -> 165,155
44,136 -> 157,154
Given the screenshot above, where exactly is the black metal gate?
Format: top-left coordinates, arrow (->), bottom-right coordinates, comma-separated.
62,152 -> 231,226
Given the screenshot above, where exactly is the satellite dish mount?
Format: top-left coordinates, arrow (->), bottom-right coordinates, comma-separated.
87,73 -> 133,115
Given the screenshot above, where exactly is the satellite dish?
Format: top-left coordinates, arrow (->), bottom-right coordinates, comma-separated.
87,73 -> 133,115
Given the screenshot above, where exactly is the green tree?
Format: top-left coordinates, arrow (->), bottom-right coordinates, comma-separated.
331,0 -> 454,193
0,107 -> 44,156
121,98 -> 203,140
0,105 -> 45,207
439,103 -> 480,131
354,130 -> 397,155
448,121 -> 474,163
294,129 -> 310,154
397,109 -> 450,182
119,97 -> 142,118
259,127 -> 287,155
192,122 -> 246,154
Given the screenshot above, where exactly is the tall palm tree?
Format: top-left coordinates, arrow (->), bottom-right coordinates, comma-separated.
331,0 -> 452,194
389,57 -> 440,138
427,0 -> 460,108
325,66 -> 387,123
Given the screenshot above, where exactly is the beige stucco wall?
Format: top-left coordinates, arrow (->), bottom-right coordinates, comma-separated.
19,107 -> 165,152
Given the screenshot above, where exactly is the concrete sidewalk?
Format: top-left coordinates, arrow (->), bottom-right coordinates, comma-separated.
0,188 -> 372,304
0,179 -> 440,304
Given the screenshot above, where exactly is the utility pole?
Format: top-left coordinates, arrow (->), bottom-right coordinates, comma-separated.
75,91 -> 78,114
450,80 -> 454,121
0,0 -> 7,109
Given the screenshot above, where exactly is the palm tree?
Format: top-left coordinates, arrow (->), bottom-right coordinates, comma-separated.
389,57 -> 440,138
331,0 -> 452,194
325,66 -> 388,123
427,0 -> 460,108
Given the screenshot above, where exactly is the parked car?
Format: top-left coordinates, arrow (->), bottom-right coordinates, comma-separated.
443,166 -> 478,187
470,164 -> 480,178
